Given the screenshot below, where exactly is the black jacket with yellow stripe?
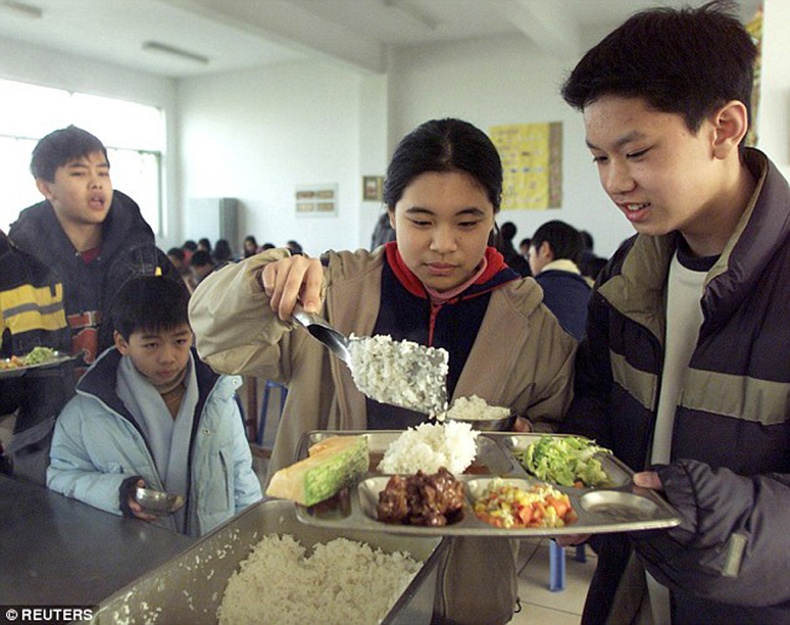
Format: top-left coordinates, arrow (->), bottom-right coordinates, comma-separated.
9,190 -> 176,368
0,231 -> 70,357
0,230 -> 73,429
4,191 -> 176,483
564,149 -> 790,624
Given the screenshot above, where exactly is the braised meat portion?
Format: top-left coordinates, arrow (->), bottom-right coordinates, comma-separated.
377,467 -> 465,526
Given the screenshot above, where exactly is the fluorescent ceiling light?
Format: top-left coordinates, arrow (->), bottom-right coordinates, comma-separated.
142,41 -> 209,65
0,0 -> 43,19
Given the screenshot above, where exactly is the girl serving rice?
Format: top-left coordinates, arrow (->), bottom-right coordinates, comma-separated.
188,118 -> 576,624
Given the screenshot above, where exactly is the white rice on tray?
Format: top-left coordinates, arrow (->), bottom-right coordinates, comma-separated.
445,395 -> 511,421
217,534 -> 421,625
347,334 -> 448,416
377,421 -> 479,475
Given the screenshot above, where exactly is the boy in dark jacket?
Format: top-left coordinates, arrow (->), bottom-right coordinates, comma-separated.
560,3 -> 790,624
5,125 -> 176,483
527,220 -> 590,340
0,229 -> 71,478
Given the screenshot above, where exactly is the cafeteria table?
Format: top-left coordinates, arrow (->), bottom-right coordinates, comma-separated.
0,474 -> 195,608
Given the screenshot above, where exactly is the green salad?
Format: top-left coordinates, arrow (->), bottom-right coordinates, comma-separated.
22,346 -> 58,365
513,435 -> 612,487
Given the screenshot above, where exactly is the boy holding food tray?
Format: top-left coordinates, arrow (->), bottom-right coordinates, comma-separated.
47,275 -> 262,536
188,118 -> 577,624
559,2 -> 790,624
0,230 -> 71,474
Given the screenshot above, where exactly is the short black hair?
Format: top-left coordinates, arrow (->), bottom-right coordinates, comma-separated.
561,1 -> 757,136
581,255 -> 608,282
183,240 -> 198,252
112,276 -> 191,341
531,220 -> 584,266
167,247 -> 185,262
30,125 -> 109,182
286,240 -> 303,255
579,230 -> 594,252
190,250 -> 214,268
213,239 -> 233,262
500,222 -> 517,242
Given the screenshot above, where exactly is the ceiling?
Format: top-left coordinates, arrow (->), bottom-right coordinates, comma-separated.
0,0 -> 762,78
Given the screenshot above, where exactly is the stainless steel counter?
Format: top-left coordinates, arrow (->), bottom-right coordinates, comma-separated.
0,475 -> 195,606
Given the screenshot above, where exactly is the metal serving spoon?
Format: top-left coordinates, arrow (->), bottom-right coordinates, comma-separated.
291,306 -> 353,369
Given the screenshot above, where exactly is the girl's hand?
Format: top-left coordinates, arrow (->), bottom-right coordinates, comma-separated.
261,255 -> 323,321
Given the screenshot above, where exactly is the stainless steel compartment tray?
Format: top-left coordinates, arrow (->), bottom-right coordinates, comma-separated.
293,430 -> 681,538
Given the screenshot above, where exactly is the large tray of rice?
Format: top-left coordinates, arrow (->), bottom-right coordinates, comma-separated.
82,499 -> 444,625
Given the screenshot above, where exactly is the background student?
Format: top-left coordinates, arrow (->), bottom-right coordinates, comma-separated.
527,219 -> 591,340
497,221 -> 531,277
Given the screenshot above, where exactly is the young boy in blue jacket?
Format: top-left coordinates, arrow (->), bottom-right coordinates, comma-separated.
47,275 -> 261,536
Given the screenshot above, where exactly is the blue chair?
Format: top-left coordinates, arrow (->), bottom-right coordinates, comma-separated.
233,392 -> 253,441
549,540 -> 587,591
256,380 -> 288,448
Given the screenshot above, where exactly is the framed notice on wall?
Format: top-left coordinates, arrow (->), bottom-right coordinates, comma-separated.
362,175 -> 384,202
295,184 -> 338,217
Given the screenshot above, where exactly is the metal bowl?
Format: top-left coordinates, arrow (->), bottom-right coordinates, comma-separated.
447,413 -> 517,432
135,487 -> 186,516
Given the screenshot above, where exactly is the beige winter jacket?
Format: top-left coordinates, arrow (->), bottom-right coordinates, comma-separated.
189,246 -> 577,624
189,246 -> 576,477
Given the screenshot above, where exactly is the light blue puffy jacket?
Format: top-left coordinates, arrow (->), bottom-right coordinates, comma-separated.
47,347 -> 262,536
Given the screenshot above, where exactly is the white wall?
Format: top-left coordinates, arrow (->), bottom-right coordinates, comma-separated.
175,33 -> 635,260
177,60 -> 363,257
357,72 -> 390,250
388,34 -> 634,258
756,0 -> 790,179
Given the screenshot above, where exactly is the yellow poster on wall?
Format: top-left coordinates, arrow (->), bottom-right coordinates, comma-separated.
490,122 -> 562,210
